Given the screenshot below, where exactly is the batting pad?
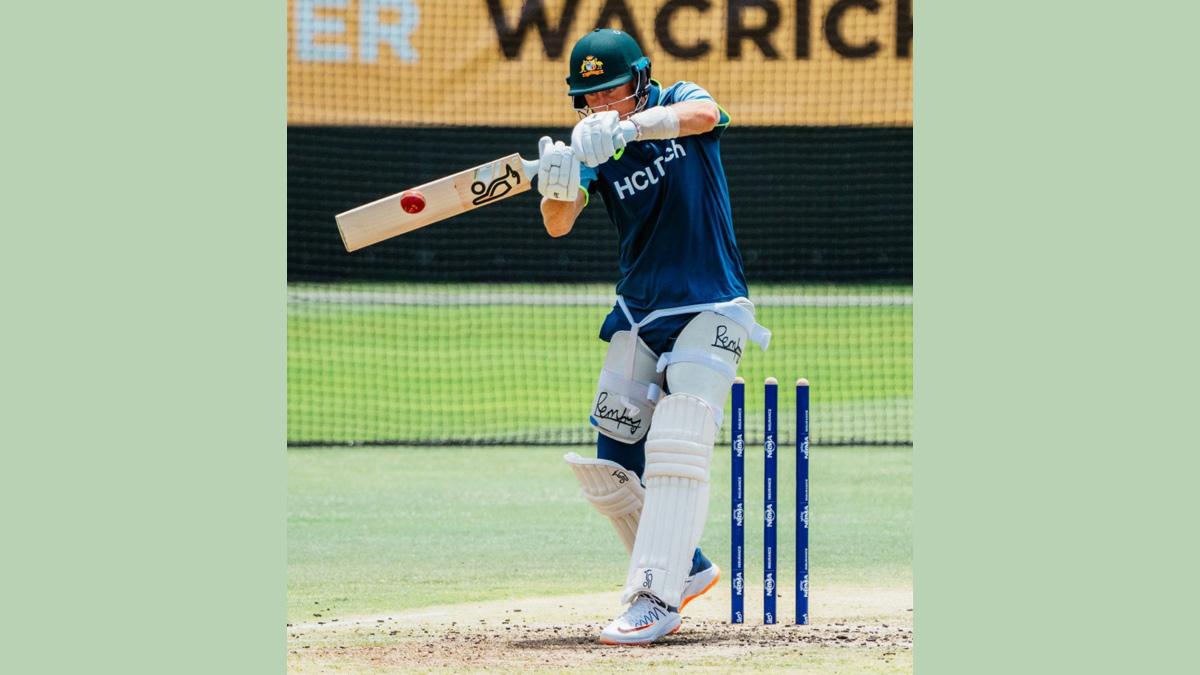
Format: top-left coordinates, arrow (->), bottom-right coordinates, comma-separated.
622,393 -> 717,608
564,453 -> 645,554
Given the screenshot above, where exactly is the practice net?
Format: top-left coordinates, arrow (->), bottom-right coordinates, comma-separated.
287,1 -> 913,446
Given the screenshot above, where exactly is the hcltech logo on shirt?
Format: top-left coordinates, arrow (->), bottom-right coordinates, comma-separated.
612,139 -> 687,200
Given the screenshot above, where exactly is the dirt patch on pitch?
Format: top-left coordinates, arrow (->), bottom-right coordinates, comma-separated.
288,584 -> 912,673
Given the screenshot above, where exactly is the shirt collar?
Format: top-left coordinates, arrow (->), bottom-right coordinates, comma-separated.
647,81 -> 662,108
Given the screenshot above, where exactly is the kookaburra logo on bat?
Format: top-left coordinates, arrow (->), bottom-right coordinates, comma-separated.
471,163 -> 521,205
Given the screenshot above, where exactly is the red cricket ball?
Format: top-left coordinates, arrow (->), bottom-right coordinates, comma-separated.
400,190 -> 426,214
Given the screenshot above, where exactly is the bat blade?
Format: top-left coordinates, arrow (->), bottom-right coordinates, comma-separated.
335,153 -> 536,252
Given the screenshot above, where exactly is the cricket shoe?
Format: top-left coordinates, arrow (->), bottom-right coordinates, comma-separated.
681,556 -> 720,611
598,592 -> 681,646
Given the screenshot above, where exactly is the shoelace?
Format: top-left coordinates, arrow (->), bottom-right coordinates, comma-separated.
624,594 -> 670,626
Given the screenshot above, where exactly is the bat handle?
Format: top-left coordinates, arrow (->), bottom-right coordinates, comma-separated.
520,158 -> 540,181
523,121 -> 634,181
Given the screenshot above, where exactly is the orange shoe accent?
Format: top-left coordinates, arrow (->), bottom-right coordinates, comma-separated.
679,570 -> 720,611
598,620 -> 684,646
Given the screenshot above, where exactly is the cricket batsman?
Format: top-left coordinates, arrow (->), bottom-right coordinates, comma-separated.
540,29 -> 771,645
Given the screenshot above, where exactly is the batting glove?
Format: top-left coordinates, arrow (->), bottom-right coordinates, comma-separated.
537,136 -> 581,202
571,111 -> 627,168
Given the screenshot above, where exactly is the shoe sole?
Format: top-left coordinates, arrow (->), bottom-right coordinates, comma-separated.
679,569 -> 720,612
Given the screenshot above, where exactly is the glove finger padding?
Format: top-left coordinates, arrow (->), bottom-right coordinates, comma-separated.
537,136 -> 556,198
595,125 -> 615,164
595,111 -> 620,162
537,138 -> 579,201
573,111 -> 623,167
554,142 -> 579,200
554,142 -> 570,188
546,151 -> 560,189
611,127 -> 628,152
578,127 -> 597,167
585,125 -> 602,165
565,151 -> 580,199
570,123 -> 588,166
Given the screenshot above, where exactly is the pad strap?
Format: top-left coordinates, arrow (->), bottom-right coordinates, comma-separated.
655,350 -> 737,380
616,295 -> 771,351
598,368 -> 663,407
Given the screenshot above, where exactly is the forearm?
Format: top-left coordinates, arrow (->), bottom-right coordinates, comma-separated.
628,100 -> 720,140
541,190 -> 586,238
670,100 -> 721,137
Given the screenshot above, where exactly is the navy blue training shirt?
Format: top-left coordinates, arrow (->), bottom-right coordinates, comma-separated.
580,81 -> 747,319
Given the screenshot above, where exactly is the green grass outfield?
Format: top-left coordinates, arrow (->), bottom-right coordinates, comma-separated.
288,444 -> 911,622
287,283 -> 912,445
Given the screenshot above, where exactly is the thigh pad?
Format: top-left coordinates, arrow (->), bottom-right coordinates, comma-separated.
590,331 -> 664,444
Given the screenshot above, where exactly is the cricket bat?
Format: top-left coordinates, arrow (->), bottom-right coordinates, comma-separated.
335,154 -> 541,252
334,126 -> 636,252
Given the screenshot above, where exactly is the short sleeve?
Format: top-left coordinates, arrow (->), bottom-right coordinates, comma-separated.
580,164 -> 599,206
664,81 -> 731,140
580,164 -> 598,189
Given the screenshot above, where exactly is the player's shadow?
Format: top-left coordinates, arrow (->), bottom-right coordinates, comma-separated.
508,635 -> 594,650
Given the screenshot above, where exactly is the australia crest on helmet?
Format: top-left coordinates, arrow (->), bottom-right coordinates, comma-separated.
580,55 -> 604,78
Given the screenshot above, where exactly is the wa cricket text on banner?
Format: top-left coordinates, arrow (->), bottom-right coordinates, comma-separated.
287,0 -> 913,126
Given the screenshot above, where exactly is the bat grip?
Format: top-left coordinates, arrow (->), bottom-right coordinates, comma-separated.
520,158 -> 540,181
523,122 -> 634,180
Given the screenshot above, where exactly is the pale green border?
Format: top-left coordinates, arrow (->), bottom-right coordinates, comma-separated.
5,2 -> 283,672
7,0 -> 1193,671
917,1 -> 1195,673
